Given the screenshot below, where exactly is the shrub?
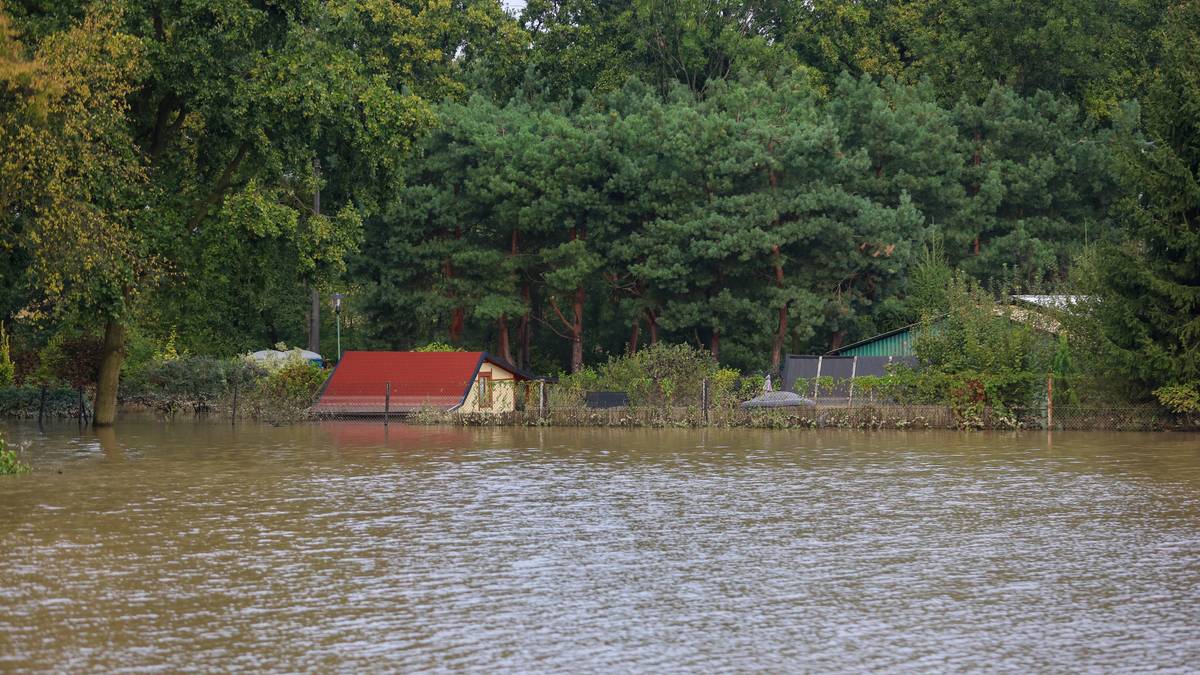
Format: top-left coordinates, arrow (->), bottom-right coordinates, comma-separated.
1154,383 -> 1200,415
243,361 -> 328,424
553,343 -> 747,407
0,436 -> 31,476
121,355 -> 267,415
36,331 -> 104,389
413,341 -> 463,352
0,324 -> 14,387
0,386 -> 88,418
913,273 -> 1051,411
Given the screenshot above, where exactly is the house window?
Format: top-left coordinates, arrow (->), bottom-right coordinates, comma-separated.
477,374 -> 493,409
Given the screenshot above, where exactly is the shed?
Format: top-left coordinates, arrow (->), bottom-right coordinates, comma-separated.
827,323 -> 918,358
781,354 -> 919,401
314,351 -> 537,416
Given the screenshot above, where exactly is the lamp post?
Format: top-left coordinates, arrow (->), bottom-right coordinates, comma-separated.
332,293 -> 345,361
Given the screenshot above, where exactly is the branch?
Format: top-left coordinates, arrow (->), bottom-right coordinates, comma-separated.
186,141 -> 250,232
546,296 -> 574,332
531,311 -> 573,340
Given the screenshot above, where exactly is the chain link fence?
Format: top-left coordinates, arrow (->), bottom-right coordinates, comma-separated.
306,379 -> 1196,431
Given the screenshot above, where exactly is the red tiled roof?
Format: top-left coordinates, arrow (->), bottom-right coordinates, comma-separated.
314,351 -> 526,414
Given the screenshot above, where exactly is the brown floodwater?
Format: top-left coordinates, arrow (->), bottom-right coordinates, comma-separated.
1,419 -> 1198,672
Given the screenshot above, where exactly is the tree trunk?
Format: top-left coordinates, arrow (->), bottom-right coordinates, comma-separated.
497,314 -> 512,363
307,287 -> 320,352
771,244 -> 787,371
307,159 -> 321,353
449,308 -> 464,345
710,328 -> 720,362
629,316 -> 640,355
645,309 -> 659,344
519,284 -> 531,368
570,286 -> 584,373
971,131 -> 982,256
93,319 -> 125,428
445,226 -> 465,344
772,307 -> 787,370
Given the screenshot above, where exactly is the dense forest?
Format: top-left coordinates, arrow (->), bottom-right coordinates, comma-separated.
1,0 -> 1198,423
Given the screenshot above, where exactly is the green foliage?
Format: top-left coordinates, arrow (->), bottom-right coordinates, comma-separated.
1079,1 -> 1200,398
552,342 -> 741,406
906,239 -> 954,321
0,0 -> 1188,407
911,273 -> 1052,411
35,330 -> 104,388
0,323 -> 14,387
243,361 -> 328,424
413,342 -> 464,353
1153,383 -> 1200,415
121,353 -> 320,421
121,355 -> 258,414
0,386 -> 84,418
0,436 -> 31,476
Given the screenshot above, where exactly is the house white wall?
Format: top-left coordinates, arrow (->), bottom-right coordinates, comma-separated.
457,361 -> 523,413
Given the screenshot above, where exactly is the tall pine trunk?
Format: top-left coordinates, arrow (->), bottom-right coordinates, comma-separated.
93,319 -> 125,427
519,284 -> 531,368
629,316 -> 640,355
570,286 -> 584,373
771,244 -> 787,371
710,328 -> 720,362
445,226 -> 465,344
497,314 -> 512,363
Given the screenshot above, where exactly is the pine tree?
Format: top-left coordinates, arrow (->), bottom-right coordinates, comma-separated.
1084,1 -> 1200,394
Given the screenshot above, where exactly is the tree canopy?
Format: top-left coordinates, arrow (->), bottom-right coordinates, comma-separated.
1,0 -> 1196,415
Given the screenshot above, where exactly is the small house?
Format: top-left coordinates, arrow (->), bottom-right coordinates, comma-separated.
314,351 -> 537,416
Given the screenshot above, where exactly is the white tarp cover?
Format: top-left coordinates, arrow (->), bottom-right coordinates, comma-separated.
247,349 -> 323,365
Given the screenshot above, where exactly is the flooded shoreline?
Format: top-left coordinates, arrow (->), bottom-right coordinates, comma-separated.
2,420 -> 1199,671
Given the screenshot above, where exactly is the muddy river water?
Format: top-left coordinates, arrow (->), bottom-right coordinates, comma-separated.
1,420 -> 1198,672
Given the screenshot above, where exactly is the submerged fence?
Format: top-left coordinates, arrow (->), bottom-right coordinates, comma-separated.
309,379 -> 1192,432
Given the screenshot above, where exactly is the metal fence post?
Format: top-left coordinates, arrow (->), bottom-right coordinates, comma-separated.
702,378 -> 709,425
384,382 -> 391,427
231,380 -> 239,427
848,356 -> 858,409
539,380 -> 546,416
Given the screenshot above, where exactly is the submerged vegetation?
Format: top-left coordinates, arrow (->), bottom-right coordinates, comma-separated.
122,353 -> 327,423
0,436 -> 30,475
0,0 -> 1197,425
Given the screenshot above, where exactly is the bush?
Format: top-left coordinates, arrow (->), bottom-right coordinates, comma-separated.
552,343 -> 747,407
121,355 -> 268,415
0,324 -> 14,387
120,352 -> 326,423
913,273 -> 1052,412
242,361 -> 328,424
37,331 -> 104,389
0,386 -> 88,418
413,341 -> 463,352
0,436 -> 31,475
1154,383 -> 1200,415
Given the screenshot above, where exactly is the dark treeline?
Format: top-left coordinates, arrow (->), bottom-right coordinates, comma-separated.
1,0 -> 1198,424
363,75 -> 1113,374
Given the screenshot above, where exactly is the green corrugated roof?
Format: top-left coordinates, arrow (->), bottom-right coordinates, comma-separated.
838,328 -> 915,357
829,322 -> 921,357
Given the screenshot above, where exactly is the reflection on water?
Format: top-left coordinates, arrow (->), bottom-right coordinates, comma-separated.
1,419 -> 1199,671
